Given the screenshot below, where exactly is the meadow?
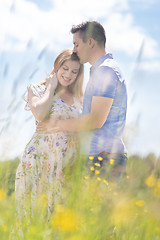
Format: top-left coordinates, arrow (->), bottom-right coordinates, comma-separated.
0,153 -> 160,240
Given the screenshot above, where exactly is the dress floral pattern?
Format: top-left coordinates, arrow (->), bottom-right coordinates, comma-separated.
15,84 -> 82,214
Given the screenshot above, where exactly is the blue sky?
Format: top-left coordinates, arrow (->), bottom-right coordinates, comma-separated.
0,0 -> 160,160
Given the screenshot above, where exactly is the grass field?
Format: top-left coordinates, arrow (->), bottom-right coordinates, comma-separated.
0,153 -> 160,240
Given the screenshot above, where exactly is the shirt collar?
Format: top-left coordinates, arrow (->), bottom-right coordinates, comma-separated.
90,53 -> 113,72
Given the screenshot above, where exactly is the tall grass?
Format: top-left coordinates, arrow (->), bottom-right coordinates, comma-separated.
0,154 -> 160,239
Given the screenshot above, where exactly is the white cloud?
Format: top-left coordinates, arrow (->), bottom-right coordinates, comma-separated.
140,60 -> 160,72
104,13 -> 159,59
1,0 -> 159,59
104,13 -> 143,53
130,0 -> 157,7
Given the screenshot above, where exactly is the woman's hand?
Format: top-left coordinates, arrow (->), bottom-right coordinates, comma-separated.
46,73 -> 58,92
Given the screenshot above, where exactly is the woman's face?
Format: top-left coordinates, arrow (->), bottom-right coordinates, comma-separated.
56,60 -> 80,88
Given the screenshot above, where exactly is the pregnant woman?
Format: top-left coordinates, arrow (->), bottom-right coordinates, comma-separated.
15,49 -> 84,217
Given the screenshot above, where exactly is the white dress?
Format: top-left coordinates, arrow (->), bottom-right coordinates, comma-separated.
15,84 -> 82,213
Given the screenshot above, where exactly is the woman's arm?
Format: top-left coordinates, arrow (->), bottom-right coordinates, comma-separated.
28,74 -> 58,121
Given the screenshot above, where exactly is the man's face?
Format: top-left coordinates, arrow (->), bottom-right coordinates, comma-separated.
73,32 -> 90,64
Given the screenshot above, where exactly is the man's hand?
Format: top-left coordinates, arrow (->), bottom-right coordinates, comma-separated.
36,115 -> 59,134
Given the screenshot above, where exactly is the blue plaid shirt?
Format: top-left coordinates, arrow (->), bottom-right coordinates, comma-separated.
80,53 -> 127,155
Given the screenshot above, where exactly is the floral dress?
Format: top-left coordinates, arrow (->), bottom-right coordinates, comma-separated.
15,84 -> 82,214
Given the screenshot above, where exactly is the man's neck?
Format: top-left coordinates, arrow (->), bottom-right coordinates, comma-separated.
89,48 -> 106,65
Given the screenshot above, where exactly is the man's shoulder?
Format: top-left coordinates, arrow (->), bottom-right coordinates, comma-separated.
95,60 -> 119,79
101,58 -> 119,70
99,58 -> 124,83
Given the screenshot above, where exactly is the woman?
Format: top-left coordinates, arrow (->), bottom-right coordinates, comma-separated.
15,49 -> 84,216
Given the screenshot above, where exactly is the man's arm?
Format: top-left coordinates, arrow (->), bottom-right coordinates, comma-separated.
37,96 -> 113,133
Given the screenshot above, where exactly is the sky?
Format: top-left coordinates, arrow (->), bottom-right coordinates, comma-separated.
0,0 -> 160,160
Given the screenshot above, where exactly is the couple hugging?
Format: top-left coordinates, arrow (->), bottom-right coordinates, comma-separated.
15,20 -> 127,214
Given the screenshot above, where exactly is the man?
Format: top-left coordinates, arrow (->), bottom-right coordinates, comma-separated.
37,21 -> 127,180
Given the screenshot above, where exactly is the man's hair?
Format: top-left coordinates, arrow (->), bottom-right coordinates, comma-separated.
71,21 -> 106,47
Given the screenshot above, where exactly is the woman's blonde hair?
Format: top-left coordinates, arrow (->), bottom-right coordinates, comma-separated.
42,49 -> 84,99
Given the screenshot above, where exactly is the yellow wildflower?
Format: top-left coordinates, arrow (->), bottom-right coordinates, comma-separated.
97,177 -> 101,181
94,162 -> 100,167
145,175 -> 156,187
90,166 -> 95,171
98,156 -> 103,161
0,189 -> 6,201
103,179 -> 109,185
126,175 -> 130,179
95,170 -> 100,175
51,205 -> 82,231
136,200 -> 145,207
89,156 -> 94,160
110,158 -> 114,165
84,176 -> 89,180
